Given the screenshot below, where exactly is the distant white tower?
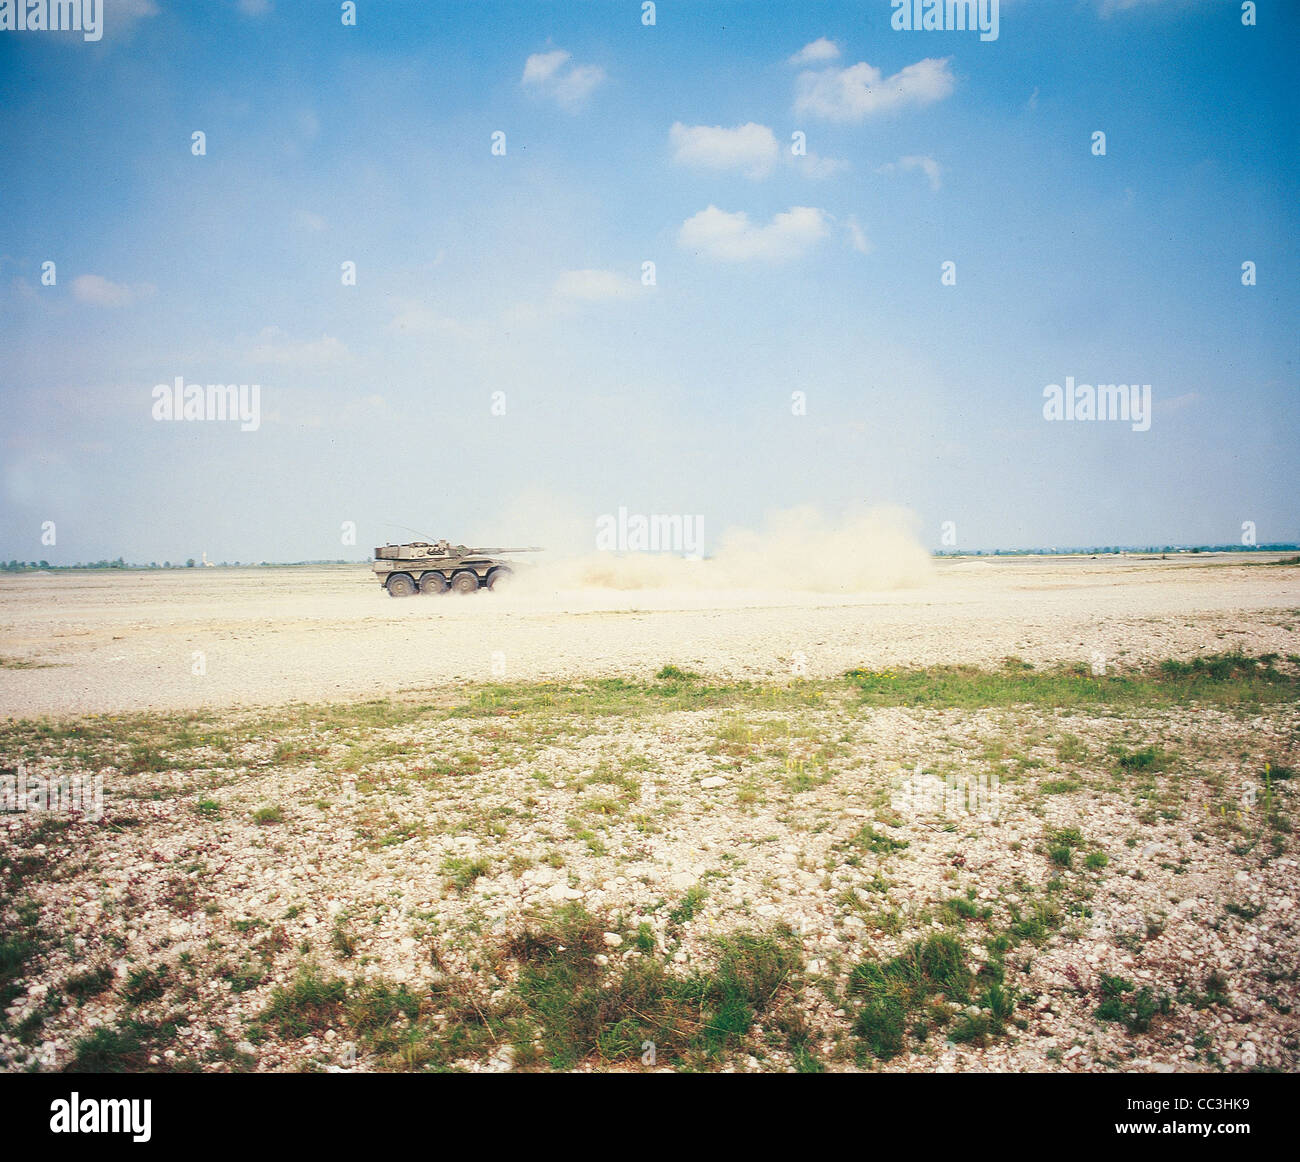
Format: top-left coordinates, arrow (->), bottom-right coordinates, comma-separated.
201,552 -> 216,567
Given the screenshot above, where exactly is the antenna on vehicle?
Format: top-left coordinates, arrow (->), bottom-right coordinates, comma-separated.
382,522 -> 439,543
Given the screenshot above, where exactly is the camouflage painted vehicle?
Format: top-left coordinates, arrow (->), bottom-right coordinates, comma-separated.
372,540 -> 541,597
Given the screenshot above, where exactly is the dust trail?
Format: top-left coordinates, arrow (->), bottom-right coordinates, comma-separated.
712,505 -> 932,592
516,504 -> 932,595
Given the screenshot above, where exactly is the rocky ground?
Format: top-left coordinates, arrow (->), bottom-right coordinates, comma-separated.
1,651 -> 1297,1073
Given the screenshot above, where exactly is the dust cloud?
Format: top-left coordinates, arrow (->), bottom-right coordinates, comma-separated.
502,504 -> 933,596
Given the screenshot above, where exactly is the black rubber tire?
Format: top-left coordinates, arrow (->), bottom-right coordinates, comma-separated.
486,567 -> 513,592
450,570 -> 480,595
419,571 -> 448,595
386,573 -> 416,598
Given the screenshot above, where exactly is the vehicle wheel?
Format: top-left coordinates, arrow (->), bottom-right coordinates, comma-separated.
450,570 -> 480,595
486,567 -> 513,592
419,571 -> 448,595
386,573 -> 416,597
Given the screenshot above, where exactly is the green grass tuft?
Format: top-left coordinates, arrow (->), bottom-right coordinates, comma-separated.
848,933 -> 972,1060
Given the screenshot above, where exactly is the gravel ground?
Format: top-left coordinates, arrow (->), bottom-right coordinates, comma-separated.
0,554 -> 1297,716
1,692 -> 1296,1073
0,554 -> 1297,1073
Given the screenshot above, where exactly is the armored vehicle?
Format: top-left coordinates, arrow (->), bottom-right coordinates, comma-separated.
372,540 -> 540,597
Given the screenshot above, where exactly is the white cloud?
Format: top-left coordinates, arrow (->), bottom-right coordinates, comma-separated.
553,64 -> 606,107
877,154 -> 943,190
788,37 -> 841,65
522,49 -> 606,109
678,205 -> 829,263
1100,0 -> 1187,12
553,269 -> 639,302
794,57 -> 954,121
669,122 -> 779,180
796,150 -> 850,180
293,210 -> 327,232
1154,391 -> 1199,419
1062,0 -> 1216,15
670,122 -> 843,181
846,216 -> 872,255
522,49 -> 570,85
246,327 -> 349,366
386,301 -> 481,340
72,274 -> 153,307
389,307 -> 456,335
237,0 -> 273,15
498,270 -> 643,326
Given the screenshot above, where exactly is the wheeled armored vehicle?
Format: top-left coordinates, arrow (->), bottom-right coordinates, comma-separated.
372,540 -> 540,597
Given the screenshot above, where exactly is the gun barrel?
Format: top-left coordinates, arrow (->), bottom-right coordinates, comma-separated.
471,547 -> 544,554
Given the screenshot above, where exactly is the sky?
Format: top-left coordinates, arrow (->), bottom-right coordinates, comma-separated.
0,0 -> 1296,564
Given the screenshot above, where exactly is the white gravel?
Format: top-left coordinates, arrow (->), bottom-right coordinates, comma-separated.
1,554 -> 1296,717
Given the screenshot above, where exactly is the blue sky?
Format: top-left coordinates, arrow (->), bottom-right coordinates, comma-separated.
1,0 -> 1296,563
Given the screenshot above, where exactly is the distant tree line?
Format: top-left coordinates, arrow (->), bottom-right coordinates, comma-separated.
932,544 -> 1300,557
1,559 -> 364,571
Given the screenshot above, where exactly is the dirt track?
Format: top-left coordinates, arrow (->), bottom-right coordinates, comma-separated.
0,555 -> 1297,716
